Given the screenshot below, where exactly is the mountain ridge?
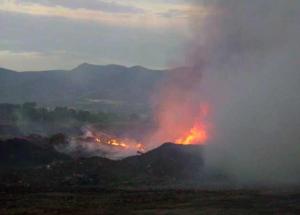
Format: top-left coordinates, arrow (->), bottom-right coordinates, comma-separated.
0,63 -> 167,74
0,63 -> 167,111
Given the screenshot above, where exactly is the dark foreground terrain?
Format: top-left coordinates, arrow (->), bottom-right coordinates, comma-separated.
1,138 -> 300,214
1,188 -> 300,215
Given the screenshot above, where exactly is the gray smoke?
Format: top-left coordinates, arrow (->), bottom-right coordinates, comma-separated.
187,0 -> 300,186
55,126 -> 142,160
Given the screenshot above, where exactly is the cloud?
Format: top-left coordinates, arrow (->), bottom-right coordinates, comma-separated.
16,0 -> 145,14
0,1 -> 209,70
0,0 -> 190,29
158,9 -> 188,18
0,11 -> 187,70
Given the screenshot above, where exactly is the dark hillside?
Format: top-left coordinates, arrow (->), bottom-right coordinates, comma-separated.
0,139 -> 204,188
0,138 -> 69,168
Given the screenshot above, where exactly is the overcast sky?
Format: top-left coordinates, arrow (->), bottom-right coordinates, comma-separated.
0,0 -> 204,71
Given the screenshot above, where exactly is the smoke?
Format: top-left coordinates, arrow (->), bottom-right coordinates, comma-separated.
149,0 -> 300,186
185,0 -> 300,186
145,66 -> 210,146
56,126 -> 142,160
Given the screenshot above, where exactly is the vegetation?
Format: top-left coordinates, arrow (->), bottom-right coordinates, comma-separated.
0,102 -> 132,138
0,102 -> 118,124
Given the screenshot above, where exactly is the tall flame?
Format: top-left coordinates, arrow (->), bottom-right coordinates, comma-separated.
175,122 -> 208,145
175,104 -> 210,145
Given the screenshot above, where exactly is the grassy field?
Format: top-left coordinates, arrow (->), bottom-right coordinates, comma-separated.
1,189 -> 300,214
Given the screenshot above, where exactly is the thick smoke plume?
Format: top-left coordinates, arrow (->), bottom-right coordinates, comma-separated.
195,0 -> 300,186
150,0 -> 300,186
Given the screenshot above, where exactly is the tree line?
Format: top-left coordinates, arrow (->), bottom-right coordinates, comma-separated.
0,102 -> 118,124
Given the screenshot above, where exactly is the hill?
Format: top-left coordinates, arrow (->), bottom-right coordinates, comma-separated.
0,137 -> 69,169
0,138 -> 205,188
0,64 -> 166,112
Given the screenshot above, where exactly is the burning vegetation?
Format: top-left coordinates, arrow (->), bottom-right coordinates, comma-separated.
175,122 -> 208,145
55,128 -> 147,159
56,113 -> 210,159
175,104 -> 210,145
62,101 -> 212,159
92,131 -> 145,153
73,104 -> 210,158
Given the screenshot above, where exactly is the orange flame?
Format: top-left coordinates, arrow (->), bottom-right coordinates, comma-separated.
95,137 -> 128,148
175,104 -> 210,145
175,123 -> 208,145
95,135 -> 144,152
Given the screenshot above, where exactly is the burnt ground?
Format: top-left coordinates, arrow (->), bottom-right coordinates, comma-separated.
1,189 -> 300,215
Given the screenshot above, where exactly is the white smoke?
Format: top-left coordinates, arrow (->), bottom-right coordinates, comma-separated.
55,126 -> 142,160
187,0 -> 300,186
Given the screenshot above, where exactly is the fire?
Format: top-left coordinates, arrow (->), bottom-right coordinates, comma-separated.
175,123 -> 208,145
95,137 -> 129,149
175,104 -> 210,145
93,132 -> 145,152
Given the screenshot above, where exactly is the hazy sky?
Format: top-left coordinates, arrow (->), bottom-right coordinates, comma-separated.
0,0 -> 200,71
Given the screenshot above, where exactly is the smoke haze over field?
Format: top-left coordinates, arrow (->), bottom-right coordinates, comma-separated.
1,0 -> 300,188
146,0 -> 300,186
183,0 -> 300,185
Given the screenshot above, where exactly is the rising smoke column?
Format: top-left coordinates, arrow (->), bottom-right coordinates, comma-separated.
190,0 -> 300,186
150,0 -> 300,186
147,66 -> 210,146
145,7 -> 212,146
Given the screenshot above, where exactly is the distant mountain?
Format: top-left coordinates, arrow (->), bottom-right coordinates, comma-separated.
0,64 -> 167,112
0,67 -> 17,75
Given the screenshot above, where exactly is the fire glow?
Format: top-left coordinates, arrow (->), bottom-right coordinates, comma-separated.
95,138 -> 129,148
93,132 -> 145,152
175,122 -> 208,145
175,104 -> 210,145
92,103 -> 210,151
74,102 -> 211,159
